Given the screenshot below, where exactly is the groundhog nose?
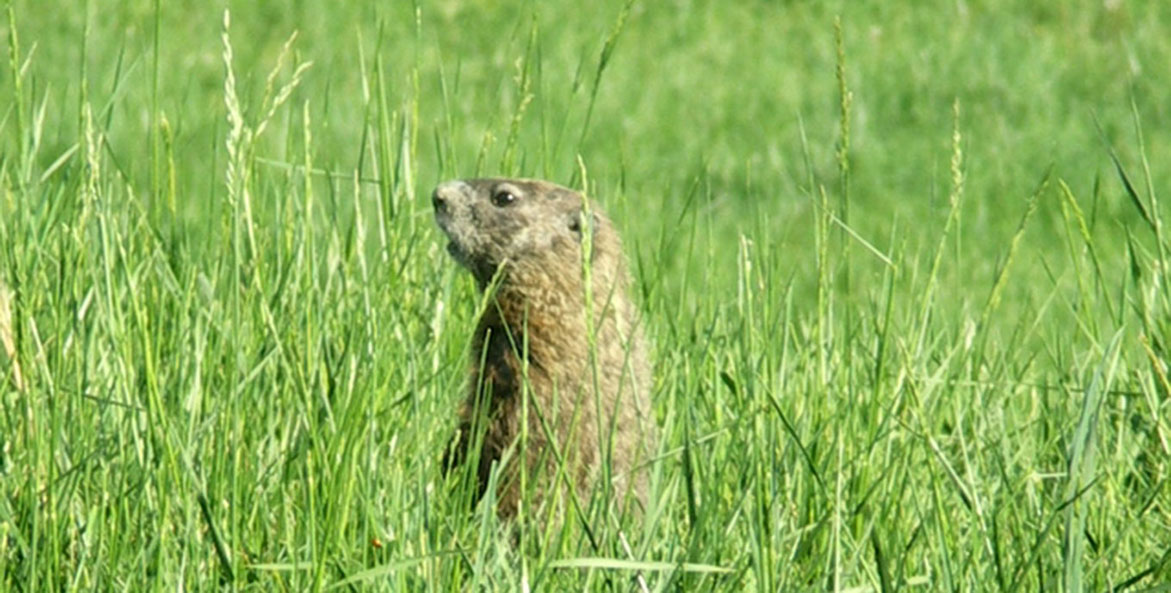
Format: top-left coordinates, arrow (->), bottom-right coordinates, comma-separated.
432,180 -> 469,214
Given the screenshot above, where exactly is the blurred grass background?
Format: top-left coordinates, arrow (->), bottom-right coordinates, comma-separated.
1,0 -> 1169,590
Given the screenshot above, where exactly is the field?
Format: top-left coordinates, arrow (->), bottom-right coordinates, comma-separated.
2,0 -> 1170,590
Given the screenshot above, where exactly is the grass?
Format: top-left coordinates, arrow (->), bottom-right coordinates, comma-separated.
2,0 -> 1170,590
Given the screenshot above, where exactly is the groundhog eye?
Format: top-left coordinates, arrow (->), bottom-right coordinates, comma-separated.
491,190 -> 518,207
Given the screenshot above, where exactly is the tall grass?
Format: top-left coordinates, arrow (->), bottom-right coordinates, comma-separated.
2,1 -> 1169,591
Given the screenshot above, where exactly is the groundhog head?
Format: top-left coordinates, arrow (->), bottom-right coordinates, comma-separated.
432,178 -> 600,286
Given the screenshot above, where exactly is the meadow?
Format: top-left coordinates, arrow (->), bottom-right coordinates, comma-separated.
1,0 -> 1169,590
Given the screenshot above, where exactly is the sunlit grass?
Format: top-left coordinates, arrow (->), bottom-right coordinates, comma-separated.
1,1 -> 1169,590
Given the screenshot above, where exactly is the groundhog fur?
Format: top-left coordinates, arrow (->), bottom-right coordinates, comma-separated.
432,178 -> 654,518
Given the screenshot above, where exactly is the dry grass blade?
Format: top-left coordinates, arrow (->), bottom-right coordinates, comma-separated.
0,279 -> 21,391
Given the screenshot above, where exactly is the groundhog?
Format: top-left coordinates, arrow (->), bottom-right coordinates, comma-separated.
432,178 -> 654,518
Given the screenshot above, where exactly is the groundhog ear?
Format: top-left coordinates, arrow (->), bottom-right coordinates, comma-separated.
567,210 -> 600,240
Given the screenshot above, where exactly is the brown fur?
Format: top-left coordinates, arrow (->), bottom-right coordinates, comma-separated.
433,178 -> 653,518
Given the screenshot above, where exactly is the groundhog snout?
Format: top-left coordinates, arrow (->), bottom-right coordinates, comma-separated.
431,180 -> 471,216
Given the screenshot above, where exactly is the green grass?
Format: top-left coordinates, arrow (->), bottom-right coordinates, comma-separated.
2,0 -> 1170,590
